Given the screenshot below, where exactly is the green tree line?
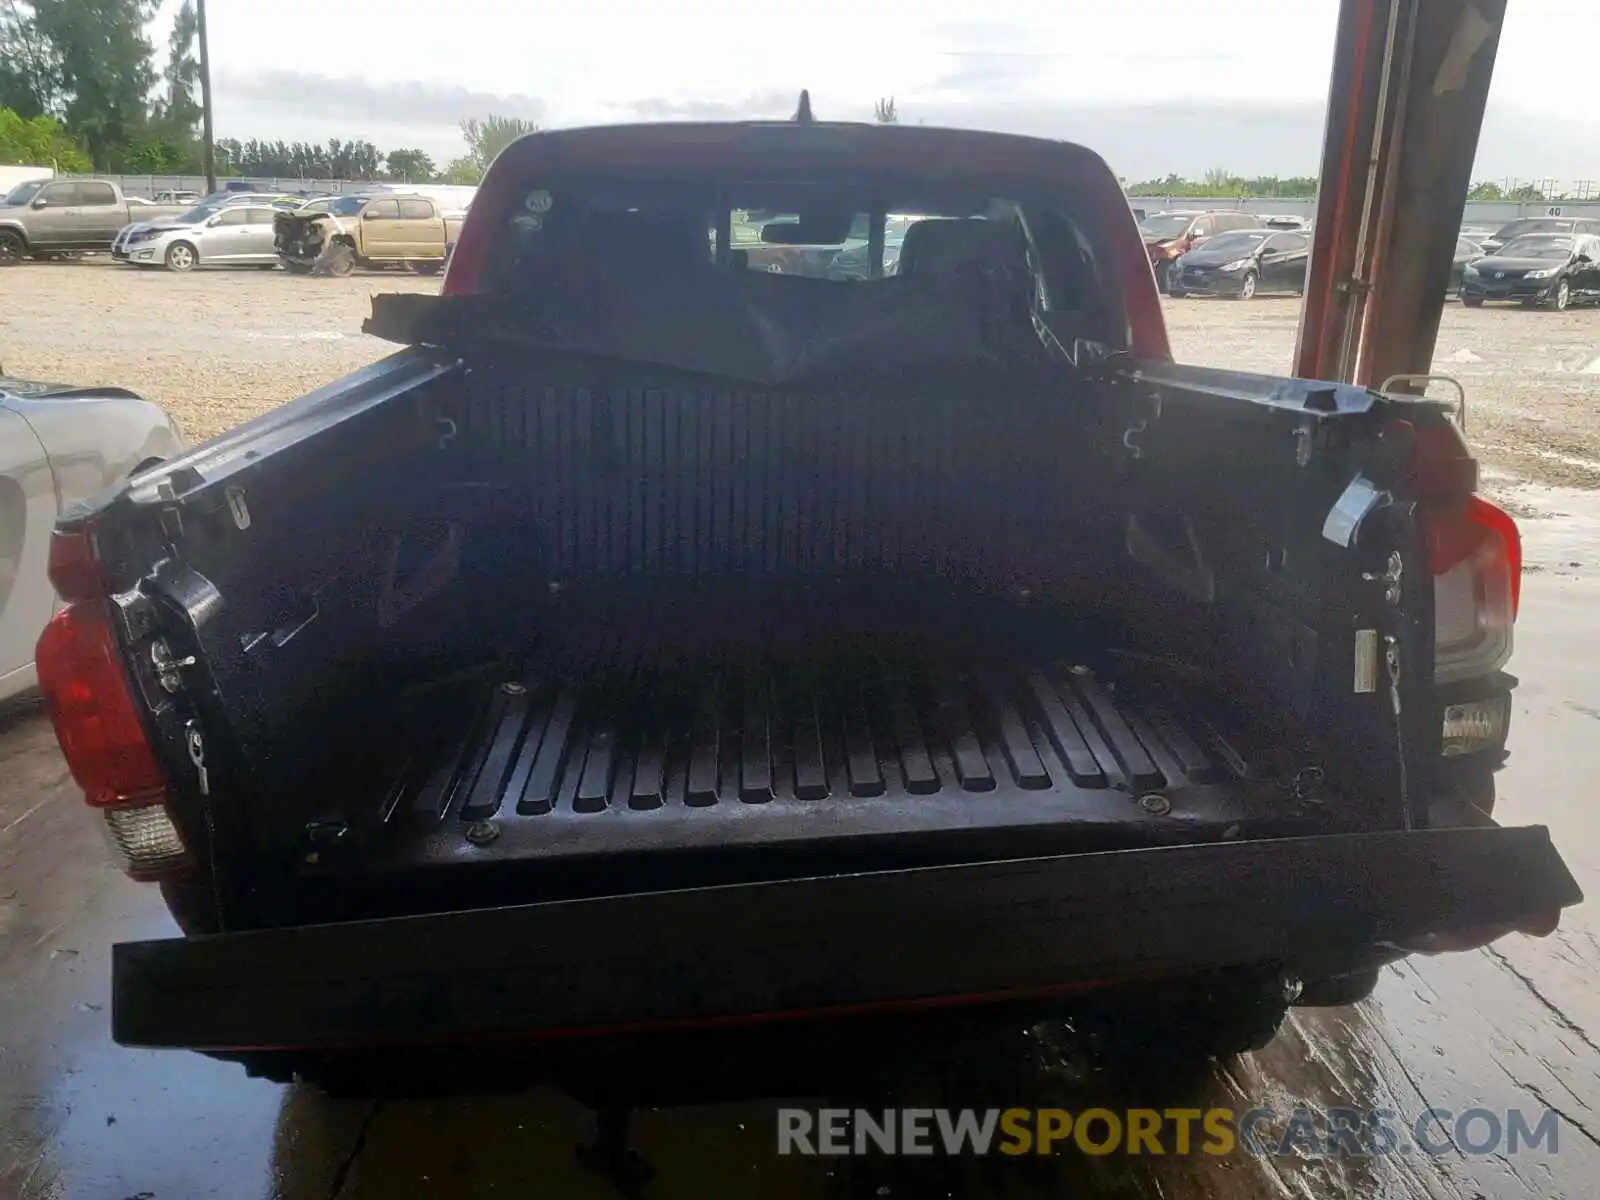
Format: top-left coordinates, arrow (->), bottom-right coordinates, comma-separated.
0,107 -> 90,171
0,0 -> 535,182
1464,180 -> 1594,202
208,119 -> 533,184
1126,170 -> 1322,198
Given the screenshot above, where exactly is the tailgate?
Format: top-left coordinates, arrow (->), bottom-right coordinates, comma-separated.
114,825 -> 1579,1051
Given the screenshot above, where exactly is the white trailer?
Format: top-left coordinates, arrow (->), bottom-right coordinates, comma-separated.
0,165 -> 54,193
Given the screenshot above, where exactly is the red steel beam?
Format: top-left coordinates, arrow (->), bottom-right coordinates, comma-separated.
1295,0 -> 1388,384
1296,0 -> 1507,389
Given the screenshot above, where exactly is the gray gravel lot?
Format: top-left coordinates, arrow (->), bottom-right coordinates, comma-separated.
0,261 -> 437,442
2,261 -> 1597,488
1164,292 -> 1600,492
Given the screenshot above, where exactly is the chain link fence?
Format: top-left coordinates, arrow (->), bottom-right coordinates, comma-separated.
1126,194 -> 1600,224
57,174 -> 450,199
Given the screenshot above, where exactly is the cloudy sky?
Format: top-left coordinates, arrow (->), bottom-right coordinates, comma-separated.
167,0 -> 1600,181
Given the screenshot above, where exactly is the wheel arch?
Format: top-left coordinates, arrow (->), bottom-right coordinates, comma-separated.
0,223 -> 29,258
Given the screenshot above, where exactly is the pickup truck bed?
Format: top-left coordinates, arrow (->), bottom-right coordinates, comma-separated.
372,640 -> 1262,870
38,120 -> 1580,1097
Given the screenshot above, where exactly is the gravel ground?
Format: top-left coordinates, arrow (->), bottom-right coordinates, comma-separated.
0,260 -> 437,443
2,261 -> 1598,487
1164,293 -> 1600,491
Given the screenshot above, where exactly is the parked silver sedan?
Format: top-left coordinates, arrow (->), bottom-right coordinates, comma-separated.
112,198 -> 290,271
112,195 -> 260,260
0,374 -> 185,701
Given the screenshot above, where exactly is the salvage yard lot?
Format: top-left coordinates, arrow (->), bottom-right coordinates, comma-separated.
2,259 -> 1599,491
5,257 -> 1600,1200
0,261 -> 439,443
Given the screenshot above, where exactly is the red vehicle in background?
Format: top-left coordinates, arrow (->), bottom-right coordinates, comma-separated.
1140,208 -> 1263,293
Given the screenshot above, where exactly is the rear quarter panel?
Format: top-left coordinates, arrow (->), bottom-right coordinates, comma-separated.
0,407 -> 55,697
6,390 -> 185,510
412,206 -> 448,258
0,384 -> 183,696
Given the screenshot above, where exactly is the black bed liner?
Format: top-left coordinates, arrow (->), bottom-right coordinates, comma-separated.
363,637 -> 1295,870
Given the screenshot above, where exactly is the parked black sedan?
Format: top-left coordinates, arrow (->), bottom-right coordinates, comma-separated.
1459,233 -> 1600,310
1169,228 -> 1309,299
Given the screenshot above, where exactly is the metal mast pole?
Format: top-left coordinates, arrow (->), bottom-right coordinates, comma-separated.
197,0 -> 217,193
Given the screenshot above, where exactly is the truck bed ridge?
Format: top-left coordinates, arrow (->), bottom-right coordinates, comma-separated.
399,653 -> 1232,835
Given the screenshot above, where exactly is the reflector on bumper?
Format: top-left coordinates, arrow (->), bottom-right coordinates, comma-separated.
1442,695 -> 1511,756
102,804 -> 191,879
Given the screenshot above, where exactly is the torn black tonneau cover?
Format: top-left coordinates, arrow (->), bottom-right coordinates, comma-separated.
364,261 -> 1055,387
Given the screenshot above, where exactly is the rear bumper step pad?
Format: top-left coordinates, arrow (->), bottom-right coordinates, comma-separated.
114,825 -> 1580,1051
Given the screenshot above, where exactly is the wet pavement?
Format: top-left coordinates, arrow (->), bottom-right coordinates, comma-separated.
2,490 -> 1598,1200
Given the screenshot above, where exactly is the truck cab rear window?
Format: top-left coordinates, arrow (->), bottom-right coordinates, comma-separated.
729,211 -> 931,280
482,179 -> 1121,352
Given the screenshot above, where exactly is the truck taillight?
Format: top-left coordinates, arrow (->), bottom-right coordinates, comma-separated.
1429,494 -> 1519,685
36,532 -> 191,880
37,601 -> 166,806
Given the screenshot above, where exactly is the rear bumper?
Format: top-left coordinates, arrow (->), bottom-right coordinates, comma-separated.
113,825 -> 1579,1053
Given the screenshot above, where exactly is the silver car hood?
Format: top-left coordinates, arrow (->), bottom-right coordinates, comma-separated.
0,376 -> 146,403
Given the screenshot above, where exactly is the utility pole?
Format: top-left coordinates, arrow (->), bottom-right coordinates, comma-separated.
196,0 -> 217,193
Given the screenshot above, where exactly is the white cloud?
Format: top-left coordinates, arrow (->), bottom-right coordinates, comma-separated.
178,0 -> 1600,178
